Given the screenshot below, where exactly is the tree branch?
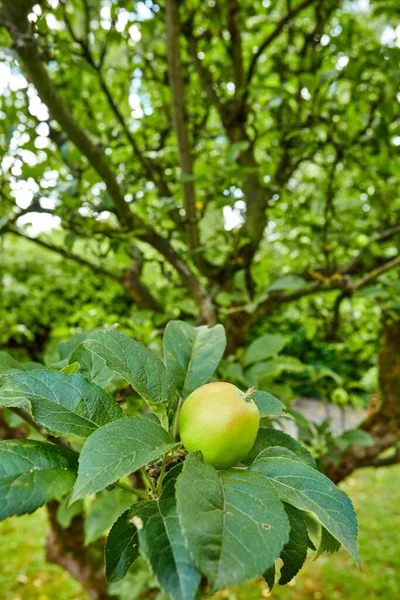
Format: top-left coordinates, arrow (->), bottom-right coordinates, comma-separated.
1,2 -> 133,229
245,0 -> 316,92
7,228 -> 164,313
253,253 -> 400,319
353,255 -> 400,291
165,1 -> 200,252
324,317 -> 400,483
61,6 -> 171,199
227,0 -> 244,91
293,223 -> 400,282
1,2 -> 216,319
8,227 -> 121,281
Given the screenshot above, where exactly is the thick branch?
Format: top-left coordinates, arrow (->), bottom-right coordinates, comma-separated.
165,0 -> 200,253
46,501 -> 112,600
227,0 -> 244,91
138,226 -> 217,325
324,317 -> 400,483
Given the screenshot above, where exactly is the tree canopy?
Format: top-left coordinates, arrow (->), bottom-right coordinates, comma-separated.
1,0 -> 399,352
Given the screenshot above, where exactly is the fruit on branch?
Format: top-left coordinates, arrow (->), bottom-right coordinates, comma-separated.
178,382 -> 260,469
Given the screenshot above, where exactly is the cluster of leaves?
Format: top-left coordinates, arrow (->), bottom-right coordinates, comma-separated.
0,321 -> 359,599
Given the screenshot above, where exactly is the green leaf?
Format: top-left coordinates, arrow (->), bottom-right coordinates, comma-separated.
0,440 -> 78,520
57,331 -> 99,363
263,564 -> 275,591
69,345 -> 116,389
0,352 -> 45,375
244,428 -> 316,467
176,453 -> 290,593
335,429 -> 375,450
83,330 -> 178,428
71,417 -> 179,501
0,352 -> 22,374
244,335 -> 289,366
226,140 -> 250,165
0,370 -> 125,438
85,487 -> 134,545
56,495 -> 84,528
134,477 -> 201,600
61,362 -> 80,375
314,525 -> 341,560
163,321 -> 226,399
252,391 -> 287,418
279,504 -> 309,585
105,509 -> 140,583
267,276 -> 307,292
251,457 -> 359,566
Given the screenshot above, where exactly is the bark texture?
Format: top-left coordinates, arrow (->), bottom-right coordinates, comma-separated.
46,501 -> 112,600
325,316 -> 400,483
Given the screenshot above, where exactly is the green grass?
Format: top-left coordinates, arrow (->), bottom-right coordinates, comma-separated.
0,508 -> 89,600
1,464 -> 400,600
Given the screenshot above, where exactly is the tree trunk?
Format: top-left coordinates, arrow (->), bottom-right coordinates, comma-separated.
224,309 -> 252,355
46,501 -> 112,600
324,315 -> 400,483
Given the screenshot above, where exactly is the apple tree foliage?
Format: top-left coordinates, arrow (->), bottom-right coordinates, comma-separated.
0,321 -> 359,598
0,0 -> 399,357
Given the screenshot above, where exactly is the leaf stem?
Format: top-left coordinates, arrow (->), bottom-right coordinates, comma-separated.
114,481 -> 149,500
172,397 -> 183,441
141,468 -> 157,496
156,453 -> 168,494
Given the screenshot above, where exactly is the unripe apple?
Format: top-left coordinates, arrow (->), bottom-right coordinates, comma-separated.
178,382 -> 260,469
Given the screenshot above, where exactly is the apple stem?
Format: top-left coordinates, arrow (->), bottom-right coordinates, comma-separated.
244,386 -> 256,403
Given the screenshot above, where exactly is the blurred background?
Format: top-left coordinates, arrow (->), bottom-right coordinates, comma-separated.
1,0 -> 400,598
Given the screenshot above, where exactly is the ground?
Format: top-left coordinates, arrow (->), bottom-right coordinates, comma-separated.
1,464 -> 399,600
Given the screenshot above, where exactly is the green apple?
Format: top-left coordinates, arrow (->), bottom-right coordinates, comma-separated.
178,381 -> 260,469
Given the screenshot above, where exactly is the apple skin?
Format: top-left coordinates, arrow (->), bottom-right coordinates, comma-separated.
178,382 -> 260,469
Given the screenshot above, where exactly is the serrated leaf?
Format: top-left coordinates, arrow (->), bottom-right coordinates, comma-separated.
69,345 -> 116,389
56,331 -> 98,363
314,526 -> 341,560
0,370 -> 125,438
176,453 -> 290,593
244,335 -> 289,366
279,504 -> 308,585
134,477 -> 201,600
244,428 -> 316,467
163,321 -> 226,399
252,391 -> 287,418
0,352 -> 45,375
251,456 -> 359,566
263,563 -> 275,591
0,440 -> 78,520
71,417 -> 179,501
105,509 -> 140,583
83,330 -> 178,428
85,487 -> 134,545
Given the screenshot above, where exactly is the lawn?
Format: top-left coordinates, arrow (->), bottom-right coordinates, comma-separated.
1,464 -> 399,600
